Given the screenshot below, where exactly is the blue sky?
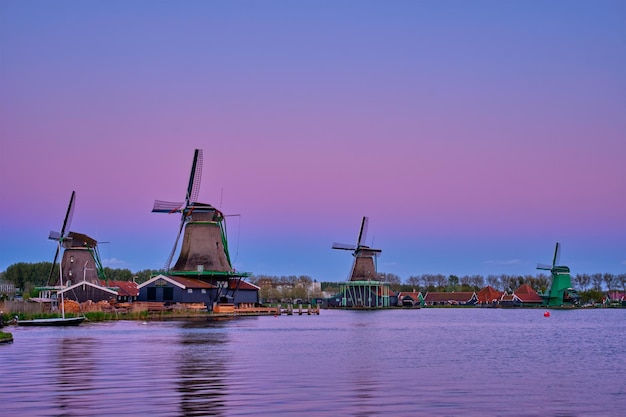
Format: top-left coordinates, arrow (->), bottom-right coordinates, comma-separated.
1,0 -> 625,280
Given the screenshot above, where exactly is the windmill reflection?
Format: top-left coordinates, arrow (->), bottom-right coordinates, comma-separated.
177,320 -> 232,417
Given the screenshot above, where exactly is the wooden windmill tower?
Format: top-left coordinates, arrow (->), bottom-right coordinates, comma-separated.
48,191 -> 107,287
332,216 -> 382,281
536,242 -> 580,307
332,216 -> 389,308
153,149 -> 247,291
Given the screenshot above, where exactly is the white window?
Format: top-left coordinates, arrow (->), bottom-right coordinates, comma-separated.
201,289 -> 206,294
187,289 -> 193,294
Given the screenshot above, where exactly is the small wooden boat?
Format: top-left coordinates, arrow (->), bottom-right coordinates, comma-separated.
17,316 -> 85,327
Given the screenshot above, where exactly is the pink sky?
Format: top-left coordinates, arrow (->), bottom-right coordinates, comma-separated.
1,1 -> 625,280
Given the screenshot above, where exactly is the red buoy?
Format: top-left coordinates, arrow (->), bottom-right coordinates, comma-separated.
544,311 -> 550,317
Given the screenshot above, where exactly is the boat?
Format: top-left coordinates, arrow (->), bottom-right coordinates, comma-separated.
17,316 -> 84,326
17,191 -> 86,327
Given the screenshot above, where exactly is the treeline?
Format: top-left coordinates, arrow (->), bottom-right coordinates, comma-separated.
2,262 -> 625,299
0,262 -> 154,293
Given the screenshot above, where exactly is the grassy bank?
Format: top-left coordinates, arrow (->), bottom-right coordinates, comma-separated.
0,330 -> 13,343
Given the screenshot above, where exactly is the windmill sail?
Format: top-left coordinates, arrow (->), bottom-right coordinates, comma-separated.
153,150 -> 204,271
47,191 -> 76,285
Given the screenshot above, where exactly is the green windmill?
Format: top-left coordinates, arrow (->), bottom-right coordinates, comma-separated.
536,242 -> 580,307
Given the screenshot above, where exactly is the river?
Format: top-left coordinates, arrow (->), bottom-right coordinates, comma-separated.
1,308 -> 624,416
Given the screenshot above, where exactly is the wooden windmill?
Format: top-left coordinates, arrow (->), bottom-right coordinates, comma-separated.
152,149 -> 234,276
536,242 -> 580,307
332,216 -> 389,308
332,216 -> 382,281
48,191 -> 106,287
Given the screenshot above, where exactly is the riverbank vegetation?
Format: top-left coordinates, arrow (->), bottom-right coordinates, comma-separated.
0,330 -> 13,343
2,262 -> 624,306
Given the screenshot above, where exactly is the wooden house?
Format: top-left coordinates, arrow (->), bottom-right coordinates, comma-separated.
397,291 -> 424,307
512,284 -> 543,306
57,280 -> 118,303
477,286 -> 505,306
423,291 -> 477,306
101,280 -> 139,303
137,274 -> 216,307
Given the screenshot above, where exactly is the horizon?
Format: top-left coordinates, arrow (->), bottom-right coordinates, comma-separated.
1,1 -> 624,280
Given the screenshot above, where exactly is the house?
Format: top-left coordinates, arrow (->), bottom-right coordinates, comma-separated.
499,294 -> 521,308
137,275 -> 216,307
606,290 -> 625,307
137,274 -> 261,310
222,278 -> 261,306
424,292 -> 477,306
397,291 -> 424,307
57,280 -> 118,304
101,280 -> 139,303
512,284 -> 543,306
476,286 -> 505,306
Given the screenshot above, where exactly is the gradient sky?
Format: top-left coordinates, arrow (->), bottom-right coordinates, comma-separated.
1,0 -> 624,281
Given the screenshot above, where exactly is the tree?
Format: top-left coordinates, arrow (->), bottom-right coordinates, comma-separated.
603,273 -> 615,291
435,274 -> 447,290
447,275 -> 459,292
377,273 -> 401,284
406,275 -> 422,290
470,275 -> 485,290
591,273 -> 604,291
574,274 -> 591,291
487,275 -> 501,290
4,262 -> 53,290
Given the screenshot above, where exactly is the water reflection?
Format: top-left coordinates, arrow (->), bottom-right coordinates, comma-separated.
177,320 -> 231,417
55,336 -> 97,416
1,310 -> 625,417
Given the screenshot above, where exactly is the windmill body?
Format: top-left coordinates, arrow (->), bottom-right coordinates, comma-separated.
537,242 -> 580,307
151,149 -> 251,309
171,204 -> 232,273
55,231 -> 106,287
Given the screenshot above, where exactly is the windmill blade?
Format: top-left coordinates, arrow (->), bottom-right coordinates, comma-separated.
537,263 -> 552,270
47,244 -> 61,285
152,200 -> 184,213
46,191 -> 75,285
356,216 -> 368,247
332,242 -> 356,250
164,216 -> 186,270
186,149 -> 203,204
60,191 -> 76,237
553,242 -> 561,266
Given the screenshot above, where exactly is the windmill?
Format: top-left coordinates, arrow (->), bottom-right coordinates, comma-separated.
152,149 -> 234,275
331,216 -> 389,308
20,190 -> 89,325
332,216 -> 382,281
47,191 -> 107,287
536,242 -> 579,307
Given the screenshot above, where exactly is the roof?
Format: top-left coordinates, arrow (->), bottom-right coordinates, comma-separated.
59,280 -> 118,296
424,292 -> 476,302
607,290 -> 625,300
137,274 -> 216,290
513,284 -> 543,303
476,286 -> 505,303
228,279 -> 260,291
99,280 -> 139,297
398,292 -> 423,301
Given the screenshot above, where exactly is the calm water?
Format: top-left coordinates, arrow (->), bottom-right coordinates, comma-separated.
1,308 -> 625,417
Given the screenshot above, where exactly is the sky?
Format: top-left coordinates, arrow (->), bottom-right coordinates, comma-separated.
1,0 -> 625,282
